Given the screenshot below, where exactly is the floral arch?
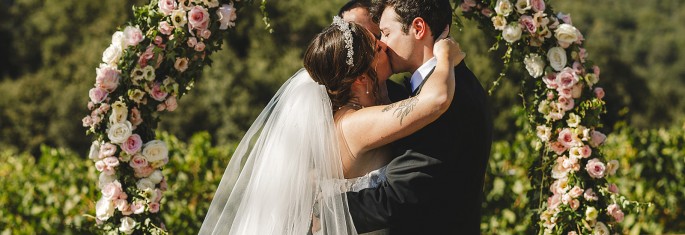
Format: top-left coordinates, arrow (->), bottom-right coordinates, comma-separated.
82,0 -> 639,234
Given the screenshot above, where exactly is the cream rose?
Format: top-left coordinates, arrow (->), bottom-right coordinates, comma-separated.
546,47 -> 567,71
555,23 -> 579,48
109,100 -> 128,124
524,53 -> 545,78
107,121 -> 133,144
149,170 -> 164,184
119,217 -> 136,234
111,31 -> 124,49
137,178 -> 155,191
502,24 -> 522,43
102,43 -> 122,66
142,140 -> 169,162
89,141 -> 101,161
96,197 -> 115,221
593,222 -> 609,235
495,0 -> 513,16
491,15 -> 507,31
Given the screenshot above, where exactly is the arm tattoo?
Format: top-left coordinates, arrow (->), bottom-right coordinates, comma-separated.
382,97 -> 419,125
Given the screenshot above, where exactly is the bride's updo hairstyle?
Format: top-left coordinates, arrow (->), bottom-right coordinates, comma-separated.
304,20 -> 379,111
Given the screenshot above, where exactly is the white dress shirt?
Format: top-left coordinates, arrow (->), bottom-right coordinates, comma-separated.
409,57 -> 438,93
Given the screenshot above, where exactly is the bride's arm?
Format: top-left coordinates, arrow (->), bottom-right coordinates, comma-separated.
344,38 -> 464,152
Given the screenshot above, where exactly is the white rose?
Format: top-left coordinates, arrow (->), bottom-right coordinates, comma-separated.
119,217 -> 137,234
217,3 -> 238,30
109,100 -> 128,124
495,0 -> 513,16
547,47 -> 567,71
555,23 -> 579,48
95,197 -> 115,221
524,53 -> 545,78
107,121 -> 133,144
137,178 -> 155,191
536,125 -> 551,142
99,172 -> 116,189
111,31 -> 124,49
593,222 -> 609,235
502,24 -> 522,43
142,140 -> 169,162
102,43 -> 122,66
89,141 -> 101,161
149,170 -> 164,184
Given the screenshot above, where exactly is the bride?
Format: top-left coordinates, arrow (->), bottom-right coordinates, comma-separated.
199,16 -> 464,235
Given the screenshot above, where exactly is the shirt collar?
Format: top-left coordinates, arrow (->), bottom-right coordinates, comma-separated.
409,57 -> 437,93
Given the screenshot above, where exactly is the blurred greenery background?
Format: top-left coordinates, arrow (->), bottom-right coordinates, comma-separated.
0,0 -> 683,234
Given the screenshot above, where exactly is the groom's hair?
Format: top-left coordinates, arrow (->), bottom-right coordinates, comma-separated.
338,0 -> 372,17
371,0 -> 453,41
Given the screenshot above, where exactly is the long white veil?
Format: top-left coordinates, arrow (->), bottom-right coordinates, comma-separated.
199,68 -> 358,235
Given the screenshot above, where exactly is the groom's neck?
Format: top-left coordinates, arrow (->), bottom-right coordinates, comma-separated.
410,44 -> 436,73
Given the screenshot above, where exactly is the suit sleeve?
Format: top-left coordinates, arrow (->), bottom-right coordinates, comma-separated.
345,150 -> 441,233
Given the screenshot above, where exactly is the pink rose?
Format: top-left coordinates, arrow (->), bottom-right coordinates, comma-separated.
149,202 -> 160,213
135,166 -> 155,178
160,178 -> 168,191
89,87 -> 109,104
157,103 -> 167,112
557,96 -> 574,111
460,2 -> 472,12
555,68 -> 579,89
546,91 -> 555,100
572,61 -> 583,75
594,87 -> 605,100
95,160 -> 106,172
607,204 -> 624,222
584,188 -> 598,201
129,154 -> 148,169
590,130 -> 606,147
531,0 -> 545,12
82,116 -> 93,127
543,72 -> 558,89
131,201 -> 146,214
154,189 -> 164,202
159,21 -> 174,35
122,134 -> 143,155
100,142 -> 118,158
165,95 -> 178,111
547,193 -> 561,209
138,46 -> 155,67
585,158 -> 606,179
557,128 -> 576,148
123,26 -> 144,47
194,41 -> 206,52
188,6 -> 210,31
549,141 -> 568,155
217,3 -> 237,30
101,181 -> 123,200
481,8 -> 493,17
551,156 -> 570,179
103,156 -> 120,167
519,15 -> 537,34
578,47 -> 587,63
149,83 -> 169,101
96,64 -> 121,92
579,145 -> 592,158
154,35 -> 163,45
568,186 -> 583,198
593,65 -> 601,77
569,199 -> 580,211
608,183 -> 619,194
187,37 -> 197,47
200,29 -> 212,39
158,0 -> 177,15
557,87 -> 572,98
129,107 -> 143,126
115,199 -> 128,211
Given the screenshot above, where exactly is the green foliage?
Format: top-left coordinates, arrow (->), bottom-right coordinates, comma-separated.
2,124 -> 683,234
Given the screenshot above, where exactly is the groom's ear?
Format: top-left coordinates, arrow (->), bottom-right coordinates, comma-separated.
411,17 -> 430,40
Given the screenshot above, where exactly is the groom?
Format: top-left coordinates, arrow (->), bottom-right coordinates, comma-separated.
345,0 -> 493,234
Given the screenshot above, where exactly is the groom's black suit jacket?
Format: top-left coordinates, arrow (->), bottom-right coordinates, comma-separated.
346,61 -> 493,234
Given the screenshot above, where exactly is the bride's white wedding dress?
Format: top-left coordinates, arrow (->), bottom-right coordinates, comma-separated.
346,166 -> 390,235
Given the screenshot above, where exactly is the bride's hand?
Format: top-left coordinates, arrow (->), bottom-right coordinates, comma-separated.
434,37 -> 465,67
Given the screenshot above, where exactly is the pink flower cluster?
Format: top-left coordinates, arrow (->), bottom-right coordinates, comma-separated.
85,0 -> 240,233
461,0 -> 627,234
